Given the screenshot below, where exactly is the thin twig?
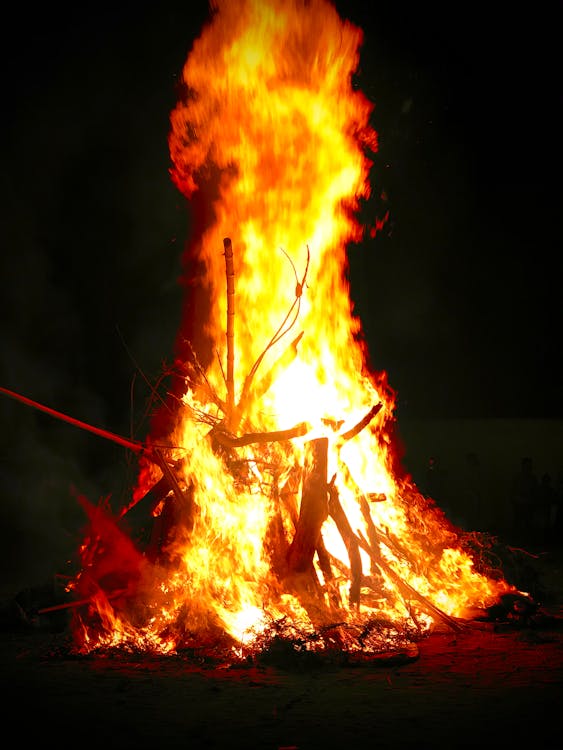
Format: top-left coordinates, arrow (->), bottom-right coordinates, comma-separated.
237,245 -> 310,417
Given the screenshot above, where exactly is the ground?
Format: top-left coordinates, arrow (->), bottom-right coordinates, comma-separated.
3,620 -> 563,748
3,546 -> 563,749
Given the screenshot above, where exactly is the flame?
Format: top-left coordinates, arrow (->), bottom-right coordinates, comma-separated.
68,0 -> 515,658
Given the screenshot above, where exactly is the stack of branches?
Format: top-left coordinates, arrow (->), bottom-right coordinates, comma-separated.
129,238 -> 461,639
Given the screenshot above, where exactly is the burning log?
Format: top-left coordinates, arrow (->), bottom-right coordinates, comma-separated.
338,460 -> 420,572
283,437 -> 352,636
314,536 -> 343,609
150,449 -> 193,520
338,402 -> 382,443
211,421 -> 310,449
286,437 -> 329,576
264,472 -> 292,578
223,237 -> 236,428
356,531 -> 463,633
327,476 -> 363,607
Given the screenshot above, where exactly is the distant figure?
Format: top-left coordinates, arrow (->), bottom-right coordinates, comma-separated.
424,455 -> 451,517
462,451 -> 484,529
424,455 -> 442,498
509,456 -> 539,540
553,469 -> 563,536
537,472 -> 558,542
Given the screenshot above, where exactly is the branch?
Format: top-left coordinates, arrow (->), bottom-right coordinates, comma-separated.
211,421 -> 311,448
327,475 -> 363,607
236,246 -> 310,418
356,530 -> 463,632
179,340 -> 226,414
247,331 -> 304,405
0,385 -> 146,455
223,237 -> 235,426
338,403 -> 382,443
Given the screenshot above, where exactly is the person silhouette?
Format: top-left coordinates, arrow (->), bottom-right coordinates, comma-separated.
424,455 -> 451,518
462,451 -> 484,529
537,472 -> 558,543
509,456 -> 539,542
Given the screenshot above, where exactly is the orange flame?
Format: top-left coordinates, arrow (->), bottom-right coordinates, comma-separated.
69,0 -> 515,658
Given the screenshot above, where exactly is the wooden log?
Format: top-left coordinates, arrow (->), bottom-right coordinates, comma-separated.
150,449 -> 194,527
315,536 -> 342,609
128,450 -> 196,564
223,237 -> 236,428
144,486 -> 198,566
357,491 -> 420,572
327,475 -> 363,607
264,472 -> 291,579
339,461 -> 419,572
37,588 -> 128,615
339,403 -> 382,442
211,421 -> 310,448
279,466 -> 301,529
356,530 -> 463,632
286,437 -> 329,573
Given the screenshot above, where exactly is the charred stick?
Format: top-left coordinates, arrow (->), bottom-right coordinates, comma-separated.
118,473 -> 171,519
315,536 -> 342,608
327,475 -> 362,607
339,403 -> 382,442
223,237 -> 236,427
150,448 -> 194,524
37,588 -> 129,615
356,530 -> 463,632
212,421 -> 310,448
287,437 -> 329,574
0,385 -> 146,454
357,491 -> 419,571
338,460 -> 418,570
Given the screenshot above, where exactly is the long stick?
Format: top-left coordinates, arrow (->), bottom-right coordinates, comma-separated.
223,237 -> 235,426
356,529 -> 462,632
0,385 -> 145,454
339,403 -> 382,442
212,421 -> 310,448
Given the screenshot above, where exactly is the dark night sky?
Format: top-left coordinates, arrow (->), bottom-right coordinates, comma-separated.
0,2 -> 561,584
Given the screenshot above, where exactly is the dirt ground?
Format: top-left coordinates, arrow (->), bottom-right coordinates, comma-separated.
3,546 -> 563,750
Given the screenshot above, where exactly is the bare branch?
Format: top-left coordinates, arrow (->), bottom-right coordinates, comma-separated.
339,403 -> 382,442
211,421 -> 311,448
236,245 -> 311,418
223,237 -> 236,426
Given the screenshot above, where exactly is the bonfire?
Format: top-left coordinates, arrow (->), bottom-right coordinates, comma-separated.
8,0 -> 525,661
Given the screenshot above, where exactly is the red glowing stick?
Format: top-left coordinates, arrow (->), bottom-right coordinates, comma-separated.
0,385 -> 145,455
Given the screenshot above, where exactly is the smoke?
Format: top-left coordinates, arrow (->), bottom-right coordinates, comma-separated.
0,10 -> 188,595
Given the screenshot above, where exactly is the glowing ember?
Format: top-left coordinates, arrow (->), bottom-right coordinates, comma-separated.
68,0 -> 516,659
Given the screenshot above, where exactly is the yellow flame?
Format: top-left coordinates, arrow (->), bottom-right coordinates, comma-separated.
73,0 -> 515,656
